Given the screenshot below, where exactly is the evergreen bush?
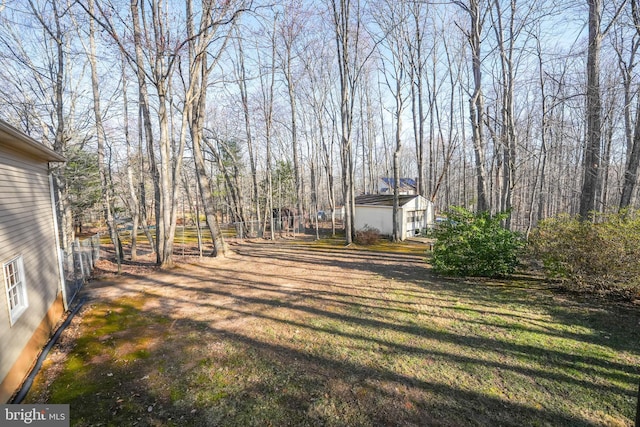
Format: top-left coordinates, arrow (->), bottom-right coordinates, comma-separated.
431,207 -> 524,277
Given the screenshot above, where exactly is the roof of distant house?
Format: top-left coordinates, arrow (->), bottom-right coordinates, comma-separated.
380,177 -> 417,189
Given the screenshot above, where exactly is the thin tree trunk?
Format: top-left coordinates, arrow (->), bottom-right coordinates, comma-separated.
261,16 -> 277,240
121,55 -> 140,260
137,109 -> 155,252
283,44 -> 304,233
28,0 -> 74,252
465,0 -> 489,212
620,96 -> 640,208
130,0 -> 160,256
620,0 -> 640,209
235,33 -> 261,234
331,0 -> 357,245
88,0 -> 123,271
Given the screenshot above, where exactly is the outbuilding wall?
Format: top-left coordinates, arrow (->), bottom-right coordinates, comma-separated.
353,205 -> 396,236
354,195 -> 435,240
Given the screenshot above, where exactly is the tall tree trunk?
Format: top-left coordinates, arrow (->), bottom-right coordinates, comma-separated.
29,0 -> 74,253
193,132 -> 228,256
138,109 -> 155,252
620,96 -> 640,209
319,109 -> 336,237
130,0 -> 159,255
331,0 -> 358,244
283,43 -> 304,232
465,0 -> 489,212
392,97 -> 403,242
492,0 -> 517,227
620,0 -> 640,210
580,0 -> 603,219
410,3 -> 426,197
191,95 -> 228,256
121,55 -> 140,260
527,33 -> 548,236
88,0 -> 123,271
261,15 -> 277,240
185,0 -> 230,257
235,33 -> 261,234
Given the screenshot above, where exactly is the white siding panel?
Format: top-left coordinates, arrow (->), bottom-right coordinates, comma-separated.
0,143 -> 61,390
354,206 -> 394,236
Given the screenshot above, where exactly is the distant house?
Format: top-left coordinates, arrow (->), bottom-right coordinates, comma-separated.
0,120 -> 66,403
378,177 -> 417,195
354,194 -> 434,240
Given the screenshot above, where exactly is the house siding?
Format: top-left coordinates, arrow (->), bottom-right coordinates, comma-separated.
0,143 -> 64,403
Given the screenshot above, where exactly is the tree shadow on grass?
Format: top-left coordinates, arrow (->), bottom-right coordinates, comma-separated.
34,296 -> 614,427
232,240 -> 640,355
63,239 -> 639,426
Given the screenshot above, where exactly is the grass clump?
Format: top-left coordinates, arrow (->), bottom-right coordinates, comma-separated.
431,207 -> 525,277
529,210 -> 640,299
354,226 -> 381,245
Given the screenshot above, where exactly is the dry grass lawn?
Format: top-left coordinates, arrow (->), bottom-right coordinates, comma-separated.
25,237 -> 640,426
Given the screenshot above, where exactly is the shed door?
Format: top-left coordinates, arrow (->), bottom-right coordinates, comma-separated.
406,210 -> 423,236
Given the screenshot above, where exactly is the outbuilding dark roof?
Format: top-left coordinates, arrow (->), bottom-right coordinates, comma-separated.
354,194 -> 419,206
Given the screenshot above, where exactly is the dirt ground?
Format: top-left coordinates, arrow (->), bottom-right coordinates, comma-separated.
27,237 -> 433,422
82,236 -> 429,317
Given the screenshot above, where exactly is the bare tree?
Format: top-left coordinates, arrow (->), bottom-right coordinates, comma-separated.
16,0 -> 78,252
581,0 -> 626,218
120,55 -> 143,260
456,0 -> 490,212
85,0 -> 123,270
233,30 -> 262,232
277,0 -> 307,229
620,0 -> 640,209
84,0 -> 247,265
407,2 -> 428,198
374,0 -> 410,242
328,0 -> 372,244
300,30 -> 339,235
183,0 -> 246,257
258,13 -> 278,240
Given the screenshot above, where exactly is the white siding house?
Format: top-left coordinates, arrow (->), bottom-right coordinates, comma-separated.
354,194 -> 434,240
0,120 -> 66,403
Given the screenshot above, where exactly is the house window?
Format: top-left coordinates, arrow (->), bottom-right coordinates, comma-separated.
3,256 -> 28,325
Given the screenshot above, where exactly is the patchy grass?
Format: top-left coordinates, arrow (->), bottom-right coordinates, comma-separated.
26,239 -> 640,426
305,235 -> 429,256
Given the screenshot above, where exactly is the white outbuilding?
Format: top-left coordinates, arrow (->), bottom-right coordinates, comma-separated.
354,194 -> 435,240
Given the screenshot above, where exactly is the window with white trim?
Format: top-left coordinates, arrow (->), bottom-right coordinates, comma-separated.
3,256 -> 28,325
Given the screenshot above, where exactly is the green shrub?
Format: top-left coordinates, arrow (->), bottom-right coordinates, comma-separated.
431,207 -> 524,277
529,211 -> 640,298
355,226 -> 381,245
